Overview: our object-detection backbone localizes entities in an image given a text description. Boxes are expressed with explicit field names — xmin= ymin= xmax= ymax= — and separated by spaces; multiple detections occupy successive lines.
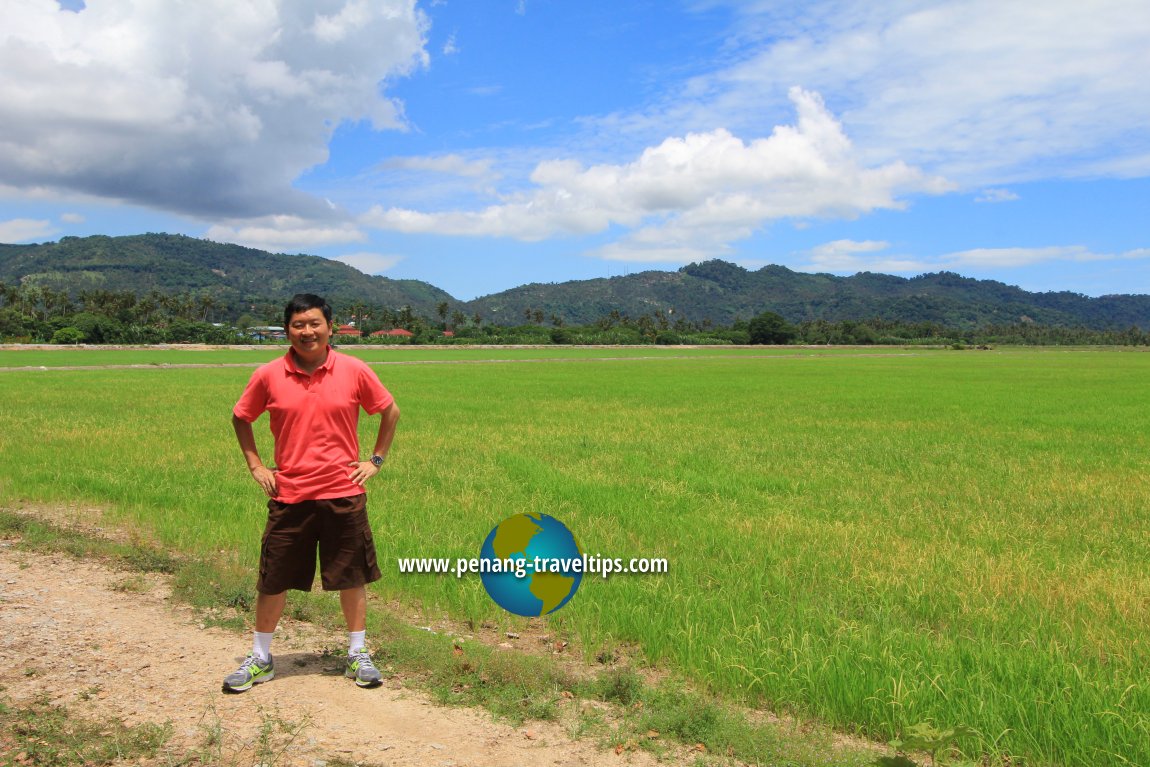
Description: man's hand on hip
xmin=348 ymin=461 xmax=381 ymax=486
xmin=250 ymin=465 xmax=277 ymax=497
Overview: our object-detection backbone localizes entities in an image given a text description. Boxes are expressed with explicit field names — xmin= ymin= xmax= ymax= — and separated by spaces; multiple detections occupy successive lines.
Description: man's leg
xmin=257 ymin=591 xmax=288 ymax=632
xmin=222 ymin=591 xmax=286 ymax=693
xmin=339 ymin=585 xmax=366 ymax=632
xmin=340 ymin=585 xmax=382 ymax=688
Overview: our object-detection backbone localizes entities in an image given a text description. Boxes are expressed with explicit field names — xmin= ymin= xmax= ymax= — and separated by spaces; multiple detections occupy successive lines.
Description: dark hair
xmin=283 ymin=293 xmax=333 ymax=327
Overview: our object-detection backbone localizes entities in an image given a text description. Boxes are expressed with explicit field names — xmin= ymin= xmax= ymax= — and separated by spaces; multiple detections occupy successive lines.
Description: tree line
xmin=1 ymin=282 xmax=1147 ymax=346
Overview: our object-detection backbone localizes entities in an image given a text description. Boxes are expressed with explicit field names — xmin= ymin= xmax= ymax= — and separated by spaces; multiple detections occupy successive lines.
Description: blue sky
xmin=2 ymin=0 xmax=1149 ymax=300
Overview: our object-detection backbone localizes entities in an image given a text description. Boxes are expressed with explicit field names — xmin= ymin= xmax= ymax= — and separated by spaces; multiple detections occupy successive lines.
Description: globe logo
xmin=479 ymin=513 xmax=584 ymax=617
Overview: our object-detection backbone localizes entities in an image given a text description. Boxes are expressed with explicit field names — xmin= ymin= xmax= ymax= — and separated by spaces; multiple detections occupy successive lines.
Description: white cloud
xmin=0 ymin=218 xmax=55 ymax=243
xmin=206 ymin=216 xmax=366 ymax=253
xmin=798 ymin=239 xmax=931 ymax=274
xmin=946 ymin=246 xmax=1102 ymax=268
xmin=792 ymin=241 xmax=1150 ymax=276
xmin=975 ymin=188 xmax=1019 ymax=204
xmin=364 ymin=88 xmax=953 ymax=262
xmin=333 ymin=251 xmax=404 ymax=274
xmin=0 ymin=0 xmax=428 ymax=219
xmin=60 ymin=212 xmax=86 ymax=224
xmin=670 ymin=0 xmax=1150 ymax=186
xmin=442 ymin=32 xmax=458 ymax=56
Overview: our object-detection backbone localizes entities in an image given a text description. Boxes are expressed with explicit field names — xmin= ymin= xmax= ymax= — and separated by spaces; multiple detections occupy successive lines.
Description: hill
xmin=0 ymin=233 xmax=452 ymax=321
xmin=466 ymin=260 xmax=1150 ymax=329
xmin=2 ymin=233 xmax=1148 ymax=330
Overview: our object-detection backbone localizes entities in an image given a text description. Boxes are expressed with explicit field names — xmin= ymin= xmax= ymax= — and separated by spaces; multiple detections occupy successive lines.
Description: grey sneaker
xmin=222 ymin=653 xmax=274 ymax=693
xmin=345 ymin=648 xmax=382 ymax=688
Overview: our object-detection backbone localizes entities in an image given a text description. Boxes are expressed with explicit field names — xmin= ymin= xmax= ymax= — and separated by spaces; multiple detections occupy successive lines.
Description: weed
xmin=76 ymin=685 xmax=102 ymax=701
xmin=253 ymin=706 xmax=312 ymax=767
xmin=191 ymin=702 xmax=310 ymax=767
xmin=878 ymin=722 xmax=979 ymax=767
xmin=595 ymin=666 xmax=642 ymax=705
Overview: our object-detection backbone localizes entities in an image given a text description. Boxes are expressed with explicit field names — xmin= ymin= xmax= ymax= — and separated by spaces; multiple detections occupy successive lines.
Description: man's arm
xmin=233 ymin=414 xmax=277 ymax=497
xmin=348 ymin=402 xmax=400 ymax=486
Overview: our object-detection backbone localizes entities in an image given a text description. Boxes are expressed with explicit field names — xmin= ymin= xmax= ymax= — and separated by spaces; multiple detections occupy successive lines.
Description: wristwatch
xmin=370 ymin=454 xmax=385 ymax=468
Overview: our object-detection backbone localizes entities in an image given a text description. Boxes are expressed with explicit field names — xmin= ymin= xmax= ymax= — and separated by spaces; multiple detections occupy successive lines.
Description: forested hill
xmin=0 ymin=233 xmax=452 ymax=320
xmin=2 ymin=233 xmax=1148 ymax=329
xmin=467 ymin=260 xmax=1150 ymax=329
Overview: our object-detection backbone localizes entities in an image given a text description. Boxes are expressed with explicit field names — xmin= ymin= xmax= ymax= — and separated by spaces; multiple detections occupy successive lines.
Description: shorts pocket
xmin=363 ymin=530 xmax=381 ymax=580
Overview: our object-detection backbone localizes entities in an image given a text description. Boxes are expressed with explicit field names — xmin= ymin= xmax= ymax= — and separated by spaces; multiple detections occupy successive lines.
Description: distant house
xmin=335 ymin=324 xmax=362 ymax=337
xmin=442 ymin=330 xmax=455 ymax=338
xmin=248 ymin=325 xmax=286 ymax=341
xmin=372 ymin=328 xmax=413 ymax=338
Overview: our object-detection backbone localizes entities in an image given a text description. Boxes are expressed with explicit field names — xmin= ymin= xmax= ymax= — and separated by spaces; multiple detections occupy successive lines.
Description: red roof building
xmin=335 ymin=324 xmax=362 ymax=337
xmin=372 ymin=328 xmax=413 ymax=337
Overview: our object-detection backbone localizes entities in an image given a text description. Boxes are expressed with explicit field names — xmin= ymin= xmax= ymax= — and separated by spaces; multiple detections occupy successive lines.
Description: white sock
xmin=253 ymin=631 xmax=275 ymax=661
xmin=348 ymin=630 xmax=366 ymax=654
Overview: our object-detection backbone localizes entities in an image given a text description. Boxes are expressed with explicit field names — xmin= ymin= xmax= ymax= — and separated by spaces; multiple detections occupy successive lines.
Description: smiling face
xmin=287 ymin=307 xmax=332 ymax=367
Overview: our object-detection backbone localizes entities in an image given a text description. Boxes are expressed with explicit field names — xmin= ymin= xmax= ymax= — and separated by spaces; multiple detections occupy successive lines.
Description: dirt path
xmin=0 ymin=543 xmax=664 ymax=767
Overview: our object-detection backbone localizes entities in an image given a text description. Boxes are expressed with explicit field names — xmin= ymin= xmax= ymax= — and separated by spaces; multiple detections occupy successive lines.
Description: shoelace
xmin=351 ymin=651 xmax=376 ymax=671
xmin=241 ymin=654 xmax=268 ymax=671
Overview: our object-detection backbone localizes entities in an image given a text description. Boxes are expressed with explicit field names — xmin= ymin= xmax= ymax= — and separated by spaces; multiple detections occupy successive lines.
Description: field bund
xmin=1 ymin=345 xmax=1146 ymax=765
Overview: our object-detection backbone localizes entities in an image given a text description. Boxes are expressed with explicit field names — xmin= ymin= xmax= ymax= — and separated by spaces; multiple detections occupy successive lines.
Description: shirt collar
xmin=284 ymin=345 xmax=336 ymax=375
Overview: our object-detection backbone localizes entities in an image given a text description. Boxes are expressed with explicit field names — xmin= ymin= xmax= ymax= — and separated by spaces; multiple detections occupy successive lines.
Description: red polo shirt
xmin=233 ymin=347 xmax=394 ymax=503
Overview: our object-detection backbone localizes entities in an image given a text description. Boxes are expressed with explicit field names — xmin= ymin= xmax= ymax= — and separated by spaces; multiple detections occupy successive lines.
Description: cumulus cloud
xmin=206 ymin=215 xmax=366 ymax=253
xmin=333 ymin=252 xmax=404 ymax=275
xmin=364 ymin=88 xmax=953 ymax=262
xmin=671 ymin=0 xmax=1150 ymax=185
xmin=0 ymin=218 xmax=56 ymax=243
xmin=0 ymin=0 xmax=428 ymax=220
xmin=59 ymin=212 xmax=86 ymax=224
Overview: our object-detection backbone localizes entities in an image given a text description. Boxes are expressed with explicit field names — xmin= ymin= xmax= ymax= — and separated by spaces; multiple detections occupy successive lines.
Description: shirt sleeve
xmin=233 ymin=367 xmax=270 ymax=422
xmin=357 ymin=363 xmax=395 ymax=414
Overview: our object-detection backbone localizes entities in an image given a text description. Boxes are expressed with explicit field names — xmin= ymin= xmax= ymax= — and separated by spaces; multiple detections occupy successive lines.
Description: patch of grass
xmin=0 ymin=510 xmax=179 ymax=576
xmin=594 ymin=666 xmax=643 ymax=705
xmin=0 ymin=693 xmax=170 ymax=766
xmin=110 ymin=574 xmax=150 ymax=593
xmin=592 ymin=673 xmax=877 ymax=766
xmin=119 ymin=546 xmax=178 ymax=574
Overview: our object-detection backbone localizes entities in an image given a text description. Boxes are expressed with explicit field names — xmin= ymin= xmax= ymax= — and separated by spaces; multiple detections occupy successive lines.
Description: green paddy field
xmin=1 ymin=345 xmax=1146 ymax=765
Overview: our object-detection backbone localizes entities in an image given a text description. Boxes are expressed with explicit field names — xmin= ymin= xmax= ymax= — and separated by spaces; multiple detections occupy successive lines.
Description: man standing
xmin=223 ymin=293 xmax=400 ymax=693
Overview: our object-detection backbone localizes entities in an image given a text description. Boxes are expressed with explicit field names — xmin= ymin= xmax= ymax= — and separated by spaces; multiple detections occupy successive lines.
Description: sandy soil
xmin=0 ymin=541 xmax=671 ymax=767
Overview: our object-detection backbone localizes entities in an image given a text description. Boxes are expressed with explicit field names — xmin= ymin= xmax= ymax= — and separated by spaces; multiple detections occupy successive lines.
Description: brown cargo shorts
xmin=257 ymin=494 xmax=382 ymax=594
